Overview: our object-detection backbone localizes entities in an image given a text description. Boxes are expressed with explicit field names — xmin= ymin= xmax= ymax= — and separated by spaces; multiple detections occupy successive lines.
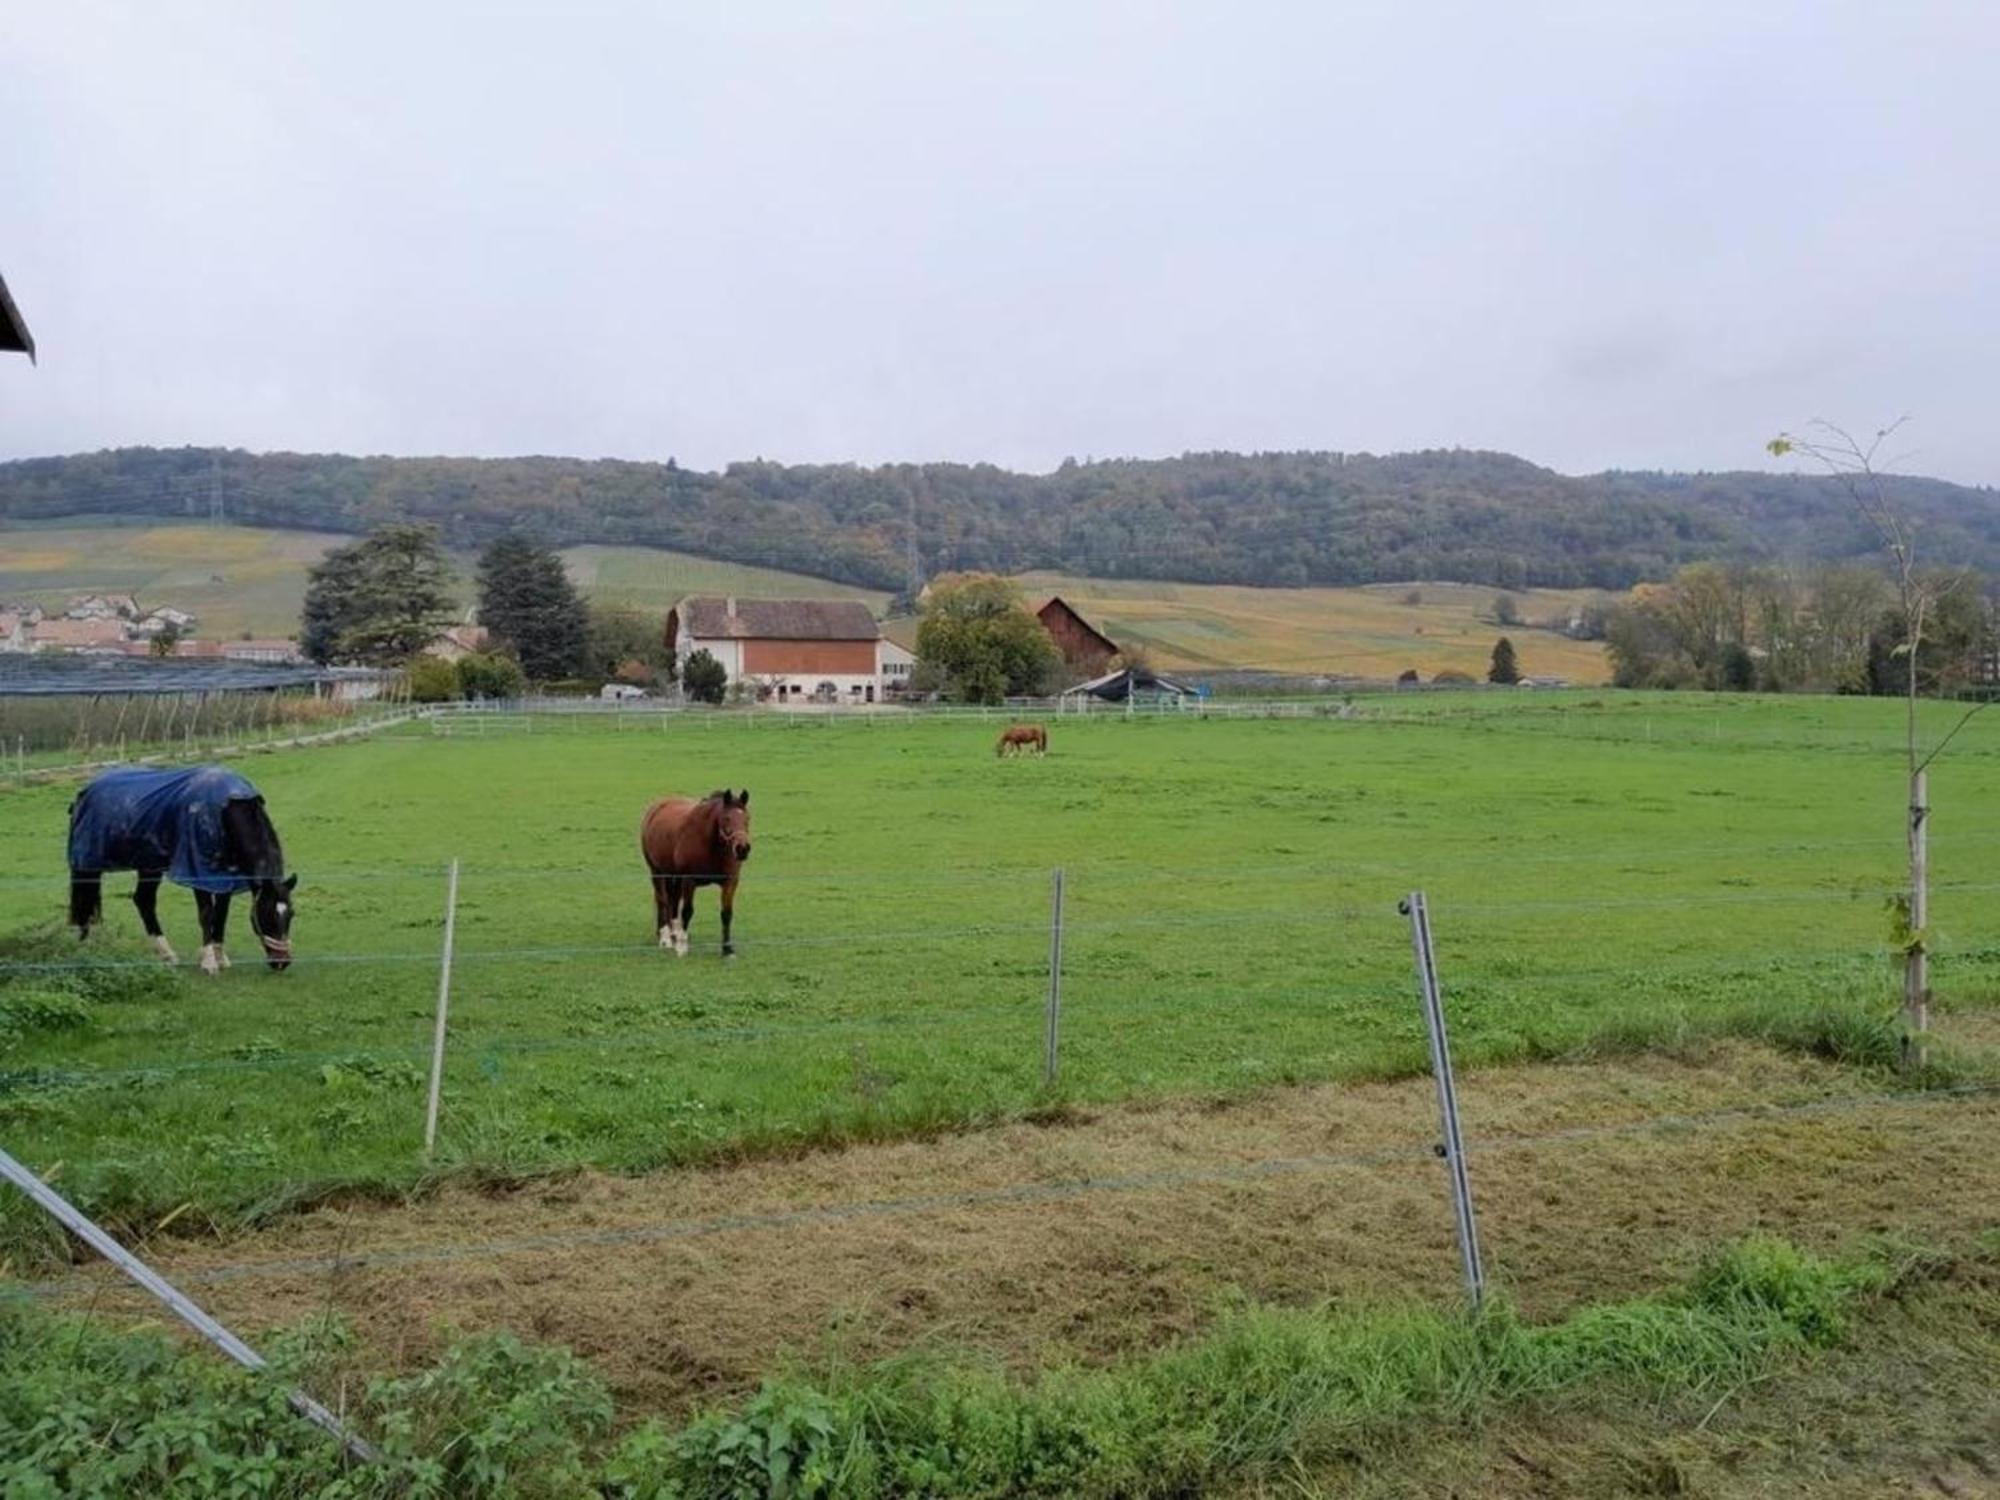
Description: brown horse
xmin=639 ymin=789 xmax=752 ymax=956
xmin=996 ymin=724 xmax=1048 ymax=757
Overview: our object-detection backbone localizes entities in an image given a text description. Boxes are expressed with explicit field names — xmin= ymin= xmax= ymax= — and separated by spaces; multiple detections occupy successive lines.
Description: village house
xmin=30 ymin=617 xmax=128 ymax=653
xmin=135 ymin=607 xmax=198 ymax=637
xmin=427 ymin=624 xmax=490 ymax=661
xmin=65 ymin=593 xmax=141 ymax=622
xmin=222 ymin=638 xmax=304 ymax=664
xmin=667 ymin=595 xmax=902 ymax=704
xmin=0 ymin=611 xmax=29 ymax=654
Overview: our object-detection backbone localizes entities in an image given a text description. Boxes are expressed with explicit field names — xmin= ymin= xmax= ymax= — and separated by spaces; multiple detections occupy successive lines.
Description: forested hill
xmin=2 ymin=446 xmax=1997 ymax=592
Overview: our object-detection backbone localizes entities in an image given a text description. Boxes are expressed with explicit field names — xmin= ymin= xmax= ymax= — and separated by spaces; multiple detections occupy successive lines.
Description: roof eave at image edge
xmin=0 ymin=274 xmax=35 ymax=361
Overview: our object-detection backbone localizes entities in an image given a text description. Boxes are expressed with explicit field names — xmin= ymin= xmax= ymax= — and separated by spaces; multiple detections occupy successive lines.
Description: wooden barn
xmin=1033 ymin=595 xmax=1119 ymax=675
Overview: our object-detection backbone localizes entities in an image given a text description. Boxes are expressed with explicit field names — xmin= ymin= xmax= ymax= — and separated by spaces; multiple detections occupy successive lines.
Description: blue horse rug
xmin=68 ymin=766 xmax=280 ymax=893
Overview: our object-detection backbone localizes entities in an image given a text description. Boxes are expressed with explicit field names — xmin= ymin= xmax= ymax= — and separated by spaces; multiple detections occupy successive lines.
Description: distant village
xmin=0 ymin=593 xmax=303 ymax=663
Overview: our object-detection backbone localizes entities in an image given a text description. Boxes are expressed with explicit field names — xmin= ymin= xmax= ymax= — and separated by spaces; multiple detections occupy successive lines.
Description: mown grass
xmin=2 ymin=1234 xmax=1974 ymax=1498
xmin=0 ymin=699 xmax=1997 ymax=1262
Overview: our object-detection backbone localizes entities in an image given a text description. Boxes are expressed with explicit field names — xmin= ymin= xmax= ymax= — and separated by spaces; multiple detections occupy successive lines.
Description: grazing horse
xmin=68 ymin=766 xmax=297 ymax=975
xmin=640 ymin=788 xmax=752 ymax=957
xmin=996 ymin=724 xmax=1048 ymax=757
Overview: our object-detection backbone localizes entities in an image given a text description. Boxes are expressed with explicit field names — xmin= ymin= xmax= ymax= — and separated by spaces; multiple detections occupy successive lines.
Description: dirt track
xmin=45 ymin=1022 xmax=2000 ymax=1420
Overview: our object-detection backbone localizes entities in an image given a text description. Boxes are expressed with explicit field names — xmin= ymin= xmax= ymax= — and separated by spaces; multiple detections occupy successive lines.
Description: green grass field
xmin=2 ymin=692 xmax=1997 ymax=1263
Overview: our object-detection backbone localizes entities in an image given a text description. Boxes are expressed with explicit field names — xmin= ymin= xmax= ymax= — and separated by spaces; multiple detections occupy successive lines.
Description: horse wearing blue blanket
xmin=68 ymin=766 xmax=297 ymax=975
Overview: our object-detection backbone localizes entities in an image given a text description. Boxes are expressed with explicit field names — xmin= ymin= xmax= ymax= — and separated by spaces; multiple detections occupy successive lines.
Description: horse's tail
xmin=69 ymin=872 xmax=102 ymax=935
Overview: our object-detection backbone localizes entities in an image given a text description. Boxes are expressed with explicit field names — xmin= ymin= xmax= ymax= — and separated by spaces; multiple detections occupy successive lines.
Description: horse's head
xmin=250 ymin=874 xmax=297 ymax=970
xmin=714 ymin=789 xmax=752 ymax=864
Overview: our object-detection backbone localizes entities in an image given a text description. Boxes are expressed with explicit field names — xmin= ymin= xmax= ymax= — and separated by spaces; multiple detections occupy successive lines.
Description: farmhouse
xmin=667 ymin=595 xmax=901 ymax=703
xmin=1033 ymin=595 xmax=1119 ymax=675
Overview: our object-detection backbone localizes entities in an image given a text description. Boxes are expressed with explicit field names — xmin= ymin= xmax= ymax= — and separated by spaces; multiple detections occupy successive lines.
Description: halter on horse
xmin=68 ymin=766 xmax=297 ymax=974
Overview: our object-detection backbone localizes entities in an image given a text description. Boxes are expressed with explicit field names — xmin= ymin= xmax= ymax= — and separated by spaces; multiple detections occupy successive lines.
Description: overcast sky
xmin=3 ymin=2 xmax=1994 ymax=483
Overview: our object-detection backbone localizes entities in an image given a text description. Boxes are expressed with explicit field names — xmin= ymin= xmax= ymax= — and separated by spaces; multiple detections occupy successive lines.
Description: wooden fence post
xmin=1044 ymin=868 xmax=1065 ymax=1086
xmin=1907 ymin=769 xmax=1929 ymax=1067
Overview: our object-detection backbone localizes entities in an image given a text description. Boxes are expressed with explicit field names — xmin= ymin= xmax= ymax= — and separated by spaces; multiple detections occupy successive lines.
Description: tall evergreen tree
xmin=475 ymin=534 xmax=588 ymax=681
xmin=1488 ymin=636 xmax=1521 ymax=684
xmin=300 ymin=525 xmax=455 ymax=665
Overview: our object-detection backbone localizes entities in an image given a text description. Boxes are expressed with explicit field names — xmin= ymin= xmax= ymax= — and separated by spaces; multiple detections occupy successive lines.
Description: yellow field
xmin=1004 ymin=574 xmax=1613 ymax=682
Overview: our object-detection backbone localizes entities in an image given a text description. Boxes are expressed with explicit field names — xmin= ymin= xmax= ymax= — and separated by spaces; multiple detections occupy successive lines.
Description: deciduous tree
xmin=914 ymin=573 xmax=1062 ymax=704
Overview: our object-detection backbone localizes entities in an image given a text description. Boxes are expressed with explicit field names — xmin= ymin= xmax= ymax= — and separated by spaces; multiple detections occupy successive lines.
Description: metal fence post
xmin=423 ymin=858 xmax=462 ymax=1156
xmin=1400 ymin=890 xmax=1486 ymax=1308
xmin=1044 ymin=867 xmax=1065 ymax=1086
xmin=0 ymin=1144 xmax=378 ymax=1464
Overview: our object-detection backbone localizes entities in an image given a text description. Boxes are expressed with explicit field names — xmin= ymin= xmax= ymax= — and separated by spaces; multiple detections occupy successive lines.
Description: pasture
xmin=5 ymin=692 xmax=2000 ymax=1491
xmin=3 ymin=692 xmax=1997 ymax=1264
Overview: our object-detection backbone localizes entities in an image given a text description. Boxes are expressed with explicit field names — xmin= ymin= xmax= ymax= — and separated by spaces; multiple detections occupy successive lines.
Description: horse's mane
xmin=221 ymin=797 xmax=286 ymax=881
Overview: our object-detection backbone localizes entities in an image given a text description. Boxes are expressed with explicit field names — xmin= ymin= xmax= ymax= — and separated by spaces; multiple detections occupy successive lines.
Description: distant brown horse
xmin=996 ymin=724 xmax=1048 ymax=757
xmin=640 ymin=789 xmax=752 ymax=957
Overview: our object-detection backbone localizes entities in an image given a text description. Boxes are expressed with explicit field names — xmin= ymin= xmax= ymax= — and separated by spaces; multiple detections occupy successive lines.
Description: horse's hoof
xmin=153 ymin=937 xmax=178 ymax=965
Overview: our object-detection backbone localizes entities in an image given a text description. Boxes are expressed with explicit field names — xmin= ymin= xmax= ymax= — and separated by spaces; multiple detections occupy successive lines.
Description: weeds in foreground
xmin=0 ymin=1235 xmax=1956 ymax=1499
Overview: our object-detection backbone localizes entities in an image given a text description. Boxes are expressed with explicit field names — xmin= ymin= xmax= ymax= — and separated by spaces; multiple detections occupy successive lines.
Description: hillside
xmin=0 ymin=520 xmax=1607 ymax=680
xmin=0 ymin=521 xmax=887 ymax=638
xmin=885 ymin=576 xmax=1609 ymax=683
xmin=1014 ymin=574 xmax=1609 ymax=682
xmin=3 ymin=445 xmax=1996 ymax=594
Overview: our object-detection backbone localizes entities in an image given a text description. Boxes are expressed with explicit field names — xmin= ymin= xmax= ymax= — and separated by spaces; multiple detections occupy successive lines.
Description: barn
xmin=667 ymin=596 xmax=899 ymax=704
xmin=1061 ymin=664 xmax=1200 ymax=707
xmin=1033 ymin=596 xmax=1119 ymax=676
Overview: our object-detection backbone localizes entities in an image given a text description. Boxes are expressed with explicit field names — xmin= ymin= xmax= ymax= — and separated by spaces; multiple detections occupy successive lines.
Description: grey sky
xmin=4 ymin=2 xmax=1995 ymax=483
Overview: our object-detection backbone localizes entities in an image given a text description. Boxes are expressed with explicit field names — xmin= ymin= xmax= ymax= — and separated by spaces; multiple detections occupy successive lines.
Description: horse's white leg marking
xmin=153 ymin=934 xmax=178 ymax=965
xmin=674 ymin=921 xmax=689 ymax=956
xmin=198 ymin=943 xmax=221 ymax=977
xmin=217 ymin=947 xmax=231 ymax=969
xmin=659 ymin=922 xmax=676 ymax=950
